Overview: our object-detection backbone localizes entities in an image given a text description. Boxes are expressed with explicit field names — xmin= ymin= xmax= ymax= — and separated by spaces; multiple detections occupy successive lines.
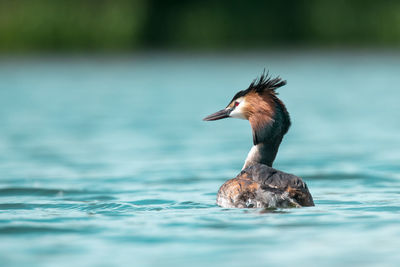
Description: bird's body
xmin=204 ymin=72 xmax=314 ymax=208
xmin=217 ymin=164 xmax=314 ymax=208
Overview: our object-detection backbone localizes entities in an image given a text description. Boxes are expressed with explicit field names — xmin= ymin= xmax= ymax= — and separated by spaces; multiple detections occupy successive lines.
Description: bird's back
xmin=216 ymin=163 xmax=314 ymax=208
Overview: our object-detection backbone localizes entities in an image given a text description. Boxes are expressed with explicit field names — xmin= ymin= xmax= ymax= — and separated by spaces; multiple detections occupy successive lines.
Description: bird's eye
xmin=234 ymin=102 xmax=239 ymax=107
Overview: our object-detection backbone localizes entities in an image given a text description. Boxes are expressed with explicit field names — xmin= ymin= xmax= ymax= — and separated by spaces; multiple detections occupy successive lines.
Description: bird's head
xmin=203 ymin=72 xmax=291 ymax=145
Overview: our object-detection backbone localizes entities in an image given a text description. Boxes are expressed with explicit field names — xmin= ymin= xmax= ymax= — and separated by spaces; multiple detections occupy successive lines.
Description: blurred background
xmin=1 ymin=1 xmax=400 ymax=267
xmin=1 ymin=0 xmax=400 ymax=52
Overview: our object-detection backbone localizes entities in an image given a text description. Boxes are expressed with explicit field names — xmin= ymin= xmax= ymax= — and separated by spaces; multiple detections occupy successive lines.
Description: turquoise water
xmin=1 ymin=52 xmax=400 ymax=267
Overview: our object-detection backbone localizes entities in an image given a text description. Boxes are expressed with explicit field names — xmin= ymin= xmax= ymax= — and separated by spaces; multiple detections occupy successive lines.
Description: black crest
xmin=229 ymin=71 xmax=287 ymax=104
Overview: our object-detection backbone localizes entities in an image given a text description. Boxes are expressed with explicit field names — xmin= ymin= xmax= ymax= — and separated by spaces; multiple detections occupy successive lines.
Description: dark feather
xmin=228 ymin=70 xmax=287 ymax=105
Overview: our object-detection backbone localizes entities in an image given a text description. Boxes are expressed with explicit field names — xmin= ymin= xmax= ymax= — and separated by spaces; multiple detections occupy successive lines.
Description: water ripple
xmin=129 ymin=199 xmax=176 ymax=205
xmin=0 ymin=187 xmax=106 ymax=197
xmin=0 ymin=226 xmax=98 ymax=235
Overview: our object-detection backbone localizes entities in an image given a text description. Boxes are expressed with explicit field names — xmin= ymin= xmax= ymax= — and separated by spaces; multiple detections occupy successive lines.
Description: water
xmin=0 ymin=51 xmax=400 ymax=267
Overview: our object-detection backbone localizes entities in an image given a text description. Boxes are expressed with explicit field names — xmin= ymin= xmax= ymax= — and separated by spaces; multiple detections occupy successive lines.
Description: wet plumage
xmin=217 ymin=163 xmax=314 ymax=208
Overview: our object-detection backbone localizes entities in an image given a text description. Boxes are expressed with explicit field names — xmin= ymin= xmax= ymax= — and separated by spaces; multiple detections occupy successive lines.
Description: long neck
xmin=242 ymin=137 xmax=283 ymax=169
xmin=242 ymin=97 xmax=290 ymax=170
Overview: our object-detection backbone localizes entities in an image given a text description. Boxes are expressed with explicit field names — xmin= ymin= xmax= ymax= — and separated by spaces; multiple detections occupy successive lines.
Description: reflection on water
xmin=0 ymin=52 xmax=400 ymax=267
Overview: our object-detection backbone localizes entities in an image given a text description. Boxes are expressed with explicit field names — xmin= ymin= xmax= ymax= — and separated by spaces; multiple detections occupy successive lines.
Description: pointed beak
xmin=203 ymin=108 xmax=231 ymax=121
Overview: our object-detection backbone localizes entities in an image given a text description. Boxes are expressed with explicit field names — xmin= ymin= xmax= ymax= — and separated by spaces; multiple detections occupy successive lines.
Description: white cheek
xmin=230 ymin=104 xmax=247 ymax=120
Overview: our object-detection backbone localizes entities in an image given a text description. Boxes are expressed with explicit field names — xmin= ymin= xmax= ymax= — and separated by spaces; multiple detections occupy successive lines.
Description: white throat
xmin=242 ymin=145 xmax=260 ymax=170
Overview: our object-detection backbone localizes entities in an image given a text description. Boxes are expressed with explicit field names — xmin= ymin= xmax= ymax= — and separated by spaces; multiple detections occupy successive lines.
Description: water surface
xmin=0 ymin=52 xmax=400 ymax=267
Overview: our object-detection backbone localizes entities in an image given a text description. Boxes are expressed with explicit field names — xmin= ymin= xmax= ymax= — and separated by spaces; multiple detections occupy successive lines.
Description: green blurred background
xmin=1 ymin=0 xmax=400 ymax=53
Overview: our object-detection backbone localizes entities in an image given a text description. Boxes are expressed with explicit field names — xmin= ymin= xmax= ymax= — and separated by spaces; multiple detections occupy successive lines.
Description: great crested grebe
xmin=203 ymin=72 xmax=314 ymax=208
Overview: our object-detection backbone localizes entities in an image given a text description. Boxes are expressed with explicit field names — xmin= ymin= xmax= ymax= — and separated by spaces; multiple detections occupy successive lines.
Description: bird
xmin=203 ymin=72 xmax=314 ymax=208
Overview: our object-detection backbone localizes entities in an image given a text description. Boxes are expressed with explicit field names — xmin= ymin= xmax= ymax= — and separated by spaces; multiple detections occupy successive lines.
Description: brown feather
xmin=244 ymin=91 xmax=276 ymax=133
